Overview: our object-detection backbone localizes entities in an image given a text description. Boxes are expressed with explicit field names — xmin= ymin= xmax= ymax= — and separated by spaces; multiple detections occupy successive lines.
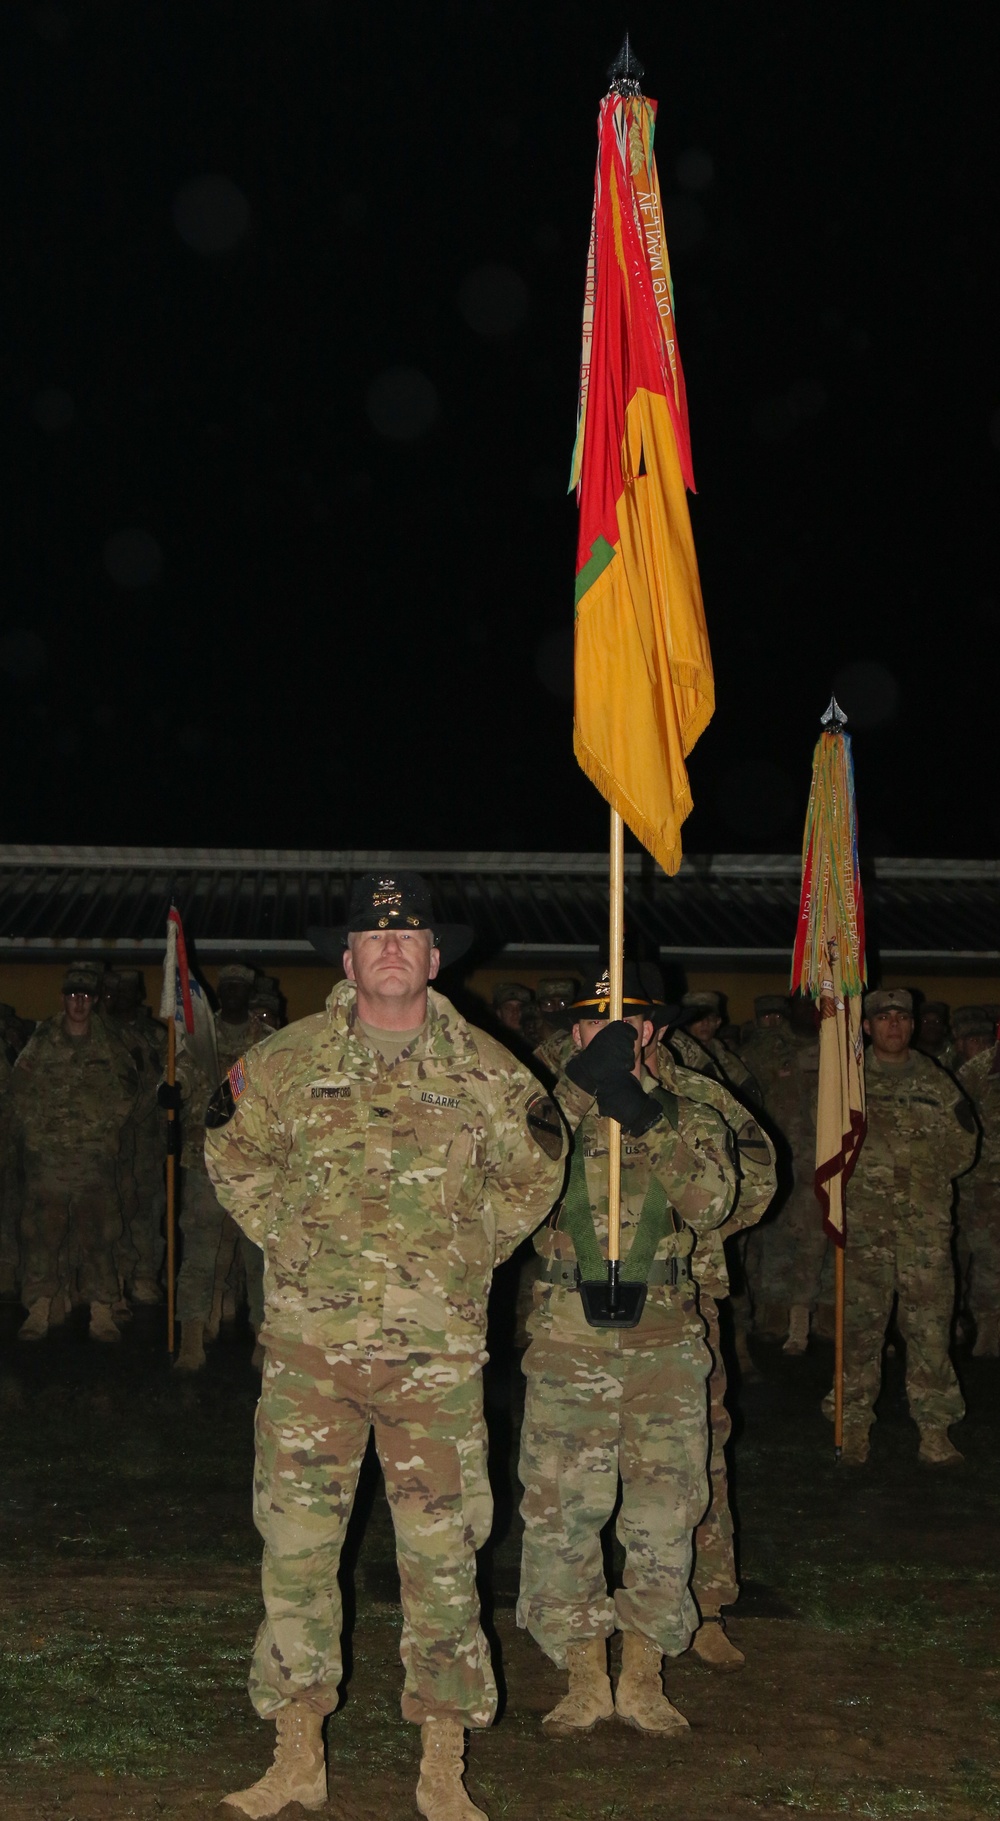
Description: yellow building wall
xmin=4 ymin=961 xmax=999 ymax=1033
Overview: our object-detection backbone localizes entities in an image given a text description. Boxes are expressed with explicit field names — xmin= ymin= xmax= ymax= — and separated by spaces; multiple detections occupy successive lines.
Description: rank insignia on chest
xmin=421 ymin=1090 xmax=461 ymax=1109
xmin=228 ymin=1059 xmax=247 ymax=1100
xmin=312 ymin=1084 xmax=351 ymax=1099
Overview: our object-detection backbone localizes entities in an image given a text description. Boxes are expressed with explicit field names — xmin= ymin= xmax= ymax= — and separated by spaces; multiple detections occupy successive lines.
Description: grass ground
xmin=2 ymin=1290 xmax=999 ymax=1821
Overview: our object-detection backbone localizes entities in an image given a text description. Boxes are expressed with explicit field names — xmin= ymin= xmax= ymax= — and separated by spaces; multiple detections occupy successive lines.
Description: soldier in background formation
xmin=650 ymin=1022 xmax=776 ymax=1668
xmin=533 ymin=977 xmax=580 ymax=1080
xmin=915 ymin=1000 xmax=958 ymax=1072
xmin=665 ymin=991 xmax=760 ymax=1104
xmin=102 ymin=968 xmax=166 ymax=1305
xmin=12 ymin=963 xmax=138 ymax=1342
xmin=957 ymin=1009 xmax=1000 ymax=1357
xmin=738 ymin=994 xmax=824 ymax=1353
xmin=173 ymin=963 xmax=268 ymax=1372
xmin=833 ymin=988 xmax=977 ymax=1466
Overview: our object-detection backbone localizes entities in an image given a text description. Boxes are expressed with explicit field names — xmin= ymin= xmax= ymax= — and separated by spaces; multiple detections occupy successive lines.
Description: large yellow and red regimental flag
xmin=571 ymin=85 xmax=714 ymax=875
xmin=791 ymin=723 xmax=867 ymax=1241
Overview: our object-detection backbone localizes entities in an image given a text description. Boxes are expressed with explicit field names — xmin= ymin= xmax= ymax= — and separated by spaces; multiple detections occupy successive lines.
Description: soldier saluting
xmin=205 ymin=872 xmax=566 ymax=1821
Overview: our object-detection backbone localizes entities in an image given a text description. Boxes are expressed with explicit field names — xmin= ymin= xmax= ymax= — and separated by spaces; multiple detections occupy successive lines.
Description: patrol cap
xmin=863 ymin=988 xmax=913 ymax=1018
xmin=571 ymin=963 xmax=656 ymax=1019
xmin=309 ymin=870 xmax=472 ymax=968
xmin=218 ymin=964 xmax=255 ymax=986
xmin=62 ymin=962 xmax=102 ymax=995
xmin=537 ymin=977 xmax=579 ymax=1004
xmin=113 ymin=968 xmax=145 ymax=995
xmin=680 ymin=990 xmax=722 ymax=1022
xmin=952 ymin=1005 xmax=996 ymax=1039
xmin=493 ymin=981 xmax=533 ymax=1008
xmin=755 ymin=994 xmax=791 ymax=1017
xmin=920 ymin=1001 xmax=950 ymax=1023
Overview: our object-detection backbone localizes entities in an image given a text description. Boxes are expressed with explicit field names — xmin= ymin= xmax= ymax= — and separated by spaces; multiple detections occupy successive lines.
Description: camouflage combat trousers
xmin=958 ymin=1181 xmax=1000 ymax=1321
xmin=20 ymin=1154 xmax=122 ymax=1306
xmin=250 ymin=1344 xmax=496 ymax=1727
xmin=691 ymin=1295 xmax=738 ymax=1614
xmin=116 ymin=1118 xmax=165 ymax=1286
xmin=177 ymin=1165 xmax=239 ymax=1323
xmin=517 ymin=1331 xmax=710 ymax=1666
xmin=0 ymin=1127 xmax=21 ymax=1284
xmin=840 ymin=1232 xmax=964 ymax=1435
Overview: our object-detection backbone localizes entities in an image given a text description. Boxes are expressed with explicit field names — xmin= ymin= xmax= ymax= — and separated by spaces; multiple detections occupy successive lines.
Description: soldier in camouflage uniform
xmin=958 ymin=1015 xmax=1000 ymax=1356
xmin=517 ymin=967 xmax=738 ymax=1738
xmin=0 ymin=1040 xmax=20 ymax=1301
xmin=532 ymin=978 xmax=580 ymax=1081
xmin=832 ymin=988 xmax=977 ymax=1466
xmin=102 ymin=968 xmax=167 ymax=1304
xmin=13 ymin=962 xmax=137 ymax=1342
xmin=205 ymin=873 xmax=565 ymax=1821
xmin=739 ymin=995 xmax=822 ymax=1350
xmin=666 ymin=991 xmax=760 ymax=1105
xmin=173 ymin=963 xmax=266 ymax=1371
xmin=915 ymin=1000 xmax=958 ymax=1073
xmin=651 ymin=1032 xmax=776 ymax=1667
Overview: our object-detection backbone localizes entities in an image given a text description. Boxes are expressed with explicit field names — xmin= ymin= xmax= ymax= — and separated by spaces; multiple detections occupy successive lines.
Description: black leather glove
xmin=597 ymin=1074 xmax=664 ymax=1137
xmin=157 ymin=1081 xmax=182 ymax=1111
xmin=564 ymin=1021 xmax=638 ymax=1095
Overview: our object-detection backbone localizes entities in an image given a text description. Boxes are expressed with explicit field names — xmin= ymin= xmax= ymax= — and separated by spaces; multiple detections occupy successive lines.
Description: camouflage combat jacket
xmin=849 ymin=1050 xmax=977 ymax=1242
xmin=177 ymin=1013 xmax=265 ymax=1171
xmin=667 ymin=1029 xmax=761 ymax=1106
xmin=204 ymin=980 xmax=566 ymax=1359
xmin=533 ymin=1027 xmax=575 ymax=1084
xmin=527 ymin=1069 xmax=737 ymax=1350
xmin=959 ymin=1044 xmax=1000 ymax=1183
xmin=13 ymin=1016 xmax=137 ymax=1163
xmin=738 ymin=1025 xmax=817 ymax=1155
xmin=654 ymin=1045 xmax=777 ymax=1300
xmin=104 ymin=1008 xmax=167 ymax=1128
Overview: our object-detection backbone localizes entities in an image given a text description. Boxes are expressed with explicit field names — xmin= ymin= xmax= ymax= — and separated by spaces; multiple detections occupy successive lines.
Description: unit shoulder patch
xmin=527 ymin=1093 xmax=564 ymax=1161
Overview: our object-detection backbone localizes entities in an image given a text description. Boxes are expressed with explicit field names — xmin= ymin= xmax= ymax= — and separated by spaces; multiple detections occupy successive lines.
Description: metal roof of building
xmin=0 ymin=846 xmax=996 ymax=971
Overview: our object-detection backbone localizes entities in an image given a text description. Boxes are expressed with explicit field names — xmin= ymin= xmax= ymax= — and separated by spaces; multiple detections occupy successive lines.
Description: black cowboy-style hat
xmin=308 ymin=871 xmax=472 ymax=970
xmin=570 ymin=963 xmax=659 ymax=1020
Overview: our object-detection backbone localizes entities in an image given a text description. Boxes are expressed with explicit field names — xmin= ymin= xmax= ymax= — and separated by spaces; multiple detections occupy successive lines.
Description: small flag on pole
xmin=160 ymin=903 xmax=218 ymax=1086
xmin=791 ymin=701 xmax=867 ymax=1242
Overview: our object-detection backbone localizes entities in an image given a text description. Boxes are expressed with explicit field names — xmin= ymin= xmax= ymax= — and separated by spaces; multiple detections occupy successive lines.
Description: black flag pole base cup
xmin=579 ymin=1261 xmax=647 ymax=1330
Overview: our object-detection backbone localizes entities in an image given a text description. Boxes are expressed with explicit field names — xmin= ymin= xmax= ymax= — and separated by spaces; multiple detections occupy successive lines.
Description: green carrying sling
xmin=557 ymin=1087 xmax=681 ymax=1282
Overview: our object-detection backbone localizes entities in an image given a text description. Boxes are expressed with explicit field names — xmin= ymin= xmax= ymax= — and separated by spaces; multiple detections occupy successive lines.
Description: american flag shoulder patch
xmin=228 ymin=1058 xmax=247 ymax=1101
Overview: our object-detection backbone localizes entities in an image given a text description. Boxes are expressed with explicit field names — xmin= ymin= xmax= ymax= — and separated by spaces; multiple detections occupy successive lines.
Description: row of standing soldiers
xmin=0 ymin=960 xmax=283 ymax=1351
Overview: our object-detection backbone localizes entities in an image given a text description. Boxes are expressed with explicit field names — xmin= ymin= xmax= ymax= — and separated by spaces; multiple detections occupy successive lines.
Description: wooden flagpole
xmin=607 ymin=809 xmax=625 ymax=1292
xmin=834 ymin=1234 xmax=845 ymax=1453
xmin=165 ymin=1014 xmax=177 ymax=1351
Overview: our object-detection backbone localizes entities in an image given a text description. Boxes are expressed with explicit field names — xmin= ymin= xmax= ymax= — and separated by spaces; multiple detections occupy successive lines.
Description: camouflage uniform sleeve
xmin=483 ymin=1064 xmax=566 ymax=1264
xmin=654 ymin=1096 xmax=738 ymax=1235
xmin=552 ymin=1070 xmax=596 ymax=1133
xmin=942 ymin=1083 xmax=980 ymax=1178
xmin=203 ymin=1047 xmax=285 ymax=1245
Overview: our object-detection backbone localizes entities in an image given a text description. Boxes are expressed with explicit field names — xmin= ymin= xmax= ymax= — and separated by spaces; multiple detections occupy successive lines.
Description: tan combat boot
xmin=782 ymin=1304 xmax=810 ymax=1355
xmin=756 ymin=1302 xmax=788 ymax=1342
xmin=131 ymin=1275 xmax=162 ymax=1305
xmin=691 ymin=1614 xmax=745 ymax=1670
xmin=973 ymin=1313 xmax=1000 ymax=1358
xmin=173 ymin=1319 xmax=206 ymax=1372
xmin=614 ymin=1632 xmax=690 ymax=1735
xmin=223 ymin=1704 xmax=327 ymax=1817
xmin=542 ymin=1635 xmax=614 ymax=1735
xmin=89 ymin=1302 xmax=121 ymax=1343
xmin=17 ymin=1297 xmax=51 ymax=1342
xmin=918 ymin=1428 xmax=964 ymax=1467
xmin=839 ymin=1422 xmax=871 ymax=1466
xmin=416 ymin=1717 xmax=488 ymax=1821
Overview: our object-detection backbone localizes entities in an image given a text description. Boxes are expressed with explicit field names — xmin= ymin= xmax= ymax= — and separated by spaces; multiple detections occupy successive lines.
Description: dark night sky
xmin=5 ymin=1 xmax=1000 ymax=857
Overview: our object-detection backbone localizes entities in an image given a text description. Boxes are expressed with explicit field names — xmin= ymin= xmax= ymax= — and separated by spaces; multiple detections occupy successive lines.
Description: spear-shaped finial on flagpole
xmin=821 ymin=694 xmax=848 ymax=732
xmin=608 ymin=34 xmax=644 ymax=95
